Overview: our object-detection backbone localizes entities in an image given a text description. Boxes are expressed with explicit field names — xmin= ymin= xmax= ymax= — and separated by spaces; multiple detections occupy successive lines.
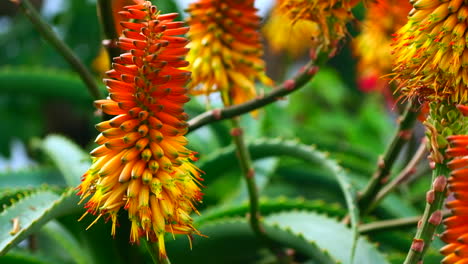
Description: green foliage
xmin=0 ymin=188 xmax=78 ymax=255
xmin=41 ymin=135 xmax=90 ymax=187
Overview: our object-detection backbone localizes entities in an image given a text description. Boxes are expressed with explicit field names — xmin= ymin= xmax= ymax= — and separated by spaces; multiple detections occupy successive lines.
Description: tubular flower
xmin=441 ymin=134 xmax=468 ymax=264
xmin=392 ymin=0 xmax=468 ymax=104
xmin=353 ymin=0 xmax=412 ymax=92
xmin=185 ymin=0 xmax=272 ymax=106
xmin=268 ymin=0 xmax=358 ymax=55
xmin=77 ymin=1 xmax=203 ymax=257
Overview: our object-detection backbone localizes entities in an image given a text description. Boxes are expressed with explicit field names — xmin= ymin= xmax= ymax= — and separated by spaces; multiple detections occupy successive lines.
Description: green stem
xmin=358 ymin=101 xmax=420 ymax=215
xmin=230 ymin=119 xmax=289 ymax=264
xmin=96 ymin=0 xmax=121 ymax=60
xmin=143 ymin=240 xmax=171 ymax=264
xmin=17 ymin=0 xmax=102 ymax=100
xmin=359 ymin=210 xmax=450 ymax=234
xmin=403 ymin=163 xmax=449 ymax=264
xmin=188 ymin=58 xmax=323 ymax=132
xmin=367 ymin=139 xmax=427 ymax=212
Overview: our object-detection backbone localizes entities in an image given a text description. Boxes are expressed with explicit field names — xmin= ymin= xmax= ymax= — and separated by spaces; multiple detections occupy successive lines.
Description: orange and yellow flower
xmin=185 ymin=0 xmax=272 ymax=106
xmin=392 ymin=0 xmax=468 ymax=104
xmin=78 ymin=1 xmax=203 ymax=256
xmin=353 ymin=0 xmax=411 ymax=92
xmin=264 ymin=0 xmax=357 ymax=57
xmin=441 ymin=134 xmax=468 ymax=263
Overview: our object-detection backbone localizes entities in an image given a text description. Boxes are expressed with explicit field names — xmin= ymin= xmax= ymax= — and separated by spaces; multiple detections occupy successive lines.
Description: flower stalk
xmin=403 ymin=163 xmax=449 ymax=264
xmin=188 ymin=59 xmax=321 ymax=133
xmin=358 ymin=101 xmax=420 ymax=214
xmin=230 ymin=118 xmax=289 ymax=263
xmin=96 ymin=0 xmax=122 ymax=60
xmin=16 ymin=0 xmax=102 ymax=100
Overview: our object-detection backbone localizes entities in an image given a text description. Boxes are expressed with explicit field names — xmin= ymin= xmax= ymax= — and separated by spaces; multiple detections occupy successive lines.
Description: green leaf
xmin=167 ymin=218 xmax=337 ymax=264
xmin=199 ymin=138 xmax=360 ymax=260
xmin=37 ymin=220 xmax=94 ymax=264
xmin=0 ymin=188 xmax=79 ymax=255
xmin=265 ymin=211 xmax=390 ymax=264
xmin=197 ymin=197 xmax=345 ymax=226
xmin=0 ymin=67 xmax=99 ymax=105
xmin=0 ymin=250 xmax=56 ymax=264
xmin=0 ymin=167 xmax=64 ymax=189
xmin=41 ymin=135 xmax=90 ymax=187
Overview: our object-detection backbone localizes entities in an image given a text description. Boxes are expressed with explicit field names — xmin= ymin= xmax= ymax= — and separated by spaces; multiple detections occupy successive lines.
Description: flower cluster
xmin=78 ymin=1 xmax=203 ymax=256
xmin=353 ymin=0 xmax=411 ymax=92
xmin=185 ymin=0 xmax=272 ymax=106
xmin=266 ymin=0 xmax=357 ymax=55
xmin=441 ymin=134 xmax=468 ymax=263
xmin=392 ymin=0 xmax=468 ymax=104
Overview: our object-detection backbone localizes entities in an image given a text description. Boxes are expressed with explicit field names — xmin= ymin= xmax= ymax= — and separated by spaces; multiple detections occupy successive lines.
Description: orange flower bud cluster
xmin=77 ymin=1 xmax=203 ymax=256
xmin=441 ymin=134 xmax=468 ymax=263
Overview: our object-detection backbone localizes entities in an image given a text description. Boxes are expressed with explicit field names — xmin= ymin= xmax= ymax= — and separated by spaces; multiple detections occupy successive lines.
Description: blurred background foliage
xmin=0 ymin=0 xmax=437 ymax=263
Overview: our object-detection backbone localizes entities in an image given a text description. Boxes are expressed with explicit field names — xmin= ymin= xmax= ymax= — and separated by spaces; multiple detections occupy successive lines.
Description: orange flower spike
xmin=185 ymin=0 xmax=272 ymax=107
xmin=441 ymin=134 xmax=468 ymax=263
xmin=392 ymin=0 xmax=468 ymax=104
xmin=353 ymin=0 xmax=412 ymax=92
xmin=77 ymin=1 xmax=203 ymax=257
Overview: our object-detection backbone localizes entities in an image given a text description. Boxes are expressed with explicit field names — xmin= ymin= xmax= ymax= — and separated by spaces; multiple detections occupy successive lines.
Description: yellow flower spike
xmin=77 ymin=1 xmax=203 ymax=255
xmin=264 ymin=0 xmax=357 ymax=58
xmin=393 ymin=0 xmax=468 ymax=104
xmin=186 ymin=0 xmax=271 ymax=107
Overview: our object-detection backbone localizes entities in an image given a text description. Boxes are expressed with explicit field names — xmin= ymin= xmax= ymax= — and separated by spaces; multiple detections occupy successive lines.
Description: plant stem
xmin=143 ymin=240 xmax=171 ymax=264
xmin=96 ymin=0 xmax=121 ymax=60
xmin=403 ymin=163 xmax=449 ymax=264
xmin=17 ymin=0 xmax=102 ymax=100
xmin=230 ymin=118 xmax=289 ymax=264
xmin=367 ymin=139 xmax=427 ymax=212
xmin=358 ymin=101 xmax=420 ymax=215
xmin=188 ymin=59 xmax=321 ymax=133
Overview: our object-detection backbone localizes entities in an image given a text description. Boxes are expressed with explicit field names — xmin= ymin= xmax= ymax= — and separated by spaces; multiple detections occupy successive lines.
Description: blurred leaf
xmin=0 ymin=167 xmax=63 ymax=189
xmin=0 ymin=67 xmax=102 ymax=105
xmin=41 ymin=135 xmax=90 ymax=187
xmin=36 ymin=220 xmax=94 ymax=264
xmin=265 ymin=211 xmax=390 ymax=264
xmin=0 ymin=188 xmax=79 ymax=255
xmin=0 ymin=250 xmax=57 ymax=264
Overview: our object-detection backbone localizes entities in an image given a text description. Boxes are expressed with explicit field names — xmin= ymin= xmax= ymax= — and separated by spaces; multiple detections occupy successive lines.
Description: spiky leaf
xmin=41 ymin=135 xmax=90 ymax=187
xmin=0 ymin=188 xmax=79 ymax=255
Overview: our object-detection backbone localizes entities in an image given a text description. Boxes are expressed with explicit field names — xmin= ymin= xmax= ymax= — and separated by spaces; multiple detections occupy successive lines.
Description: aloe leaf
xmin=197 ymin=197 xmax=345 ymax=226
xmin=0 ymin=67 xmax=100 ymax=105
xmin=41 ymin=135 xmax=90 ymax=187
xmin=199 ymin=138 xmax=360 ymax=261
xmin=38 ymin=220 xmax=94 ymax=264
xmin=0 ymin=188 xmax=79 ymax=255
xmin=167 ymin=218 xmax=337 ymax=264
xmin=265 ymin=211 xmax=390 ymax=264
xmin=0 ymin=167 xmax=64 ymax=188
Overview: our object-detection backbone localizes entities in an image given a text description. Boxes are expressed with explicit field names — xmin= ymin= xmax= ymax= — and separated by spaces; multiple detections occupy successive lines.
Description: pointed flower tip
xmin=78 ymin=0 xmax=203 ymax=256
